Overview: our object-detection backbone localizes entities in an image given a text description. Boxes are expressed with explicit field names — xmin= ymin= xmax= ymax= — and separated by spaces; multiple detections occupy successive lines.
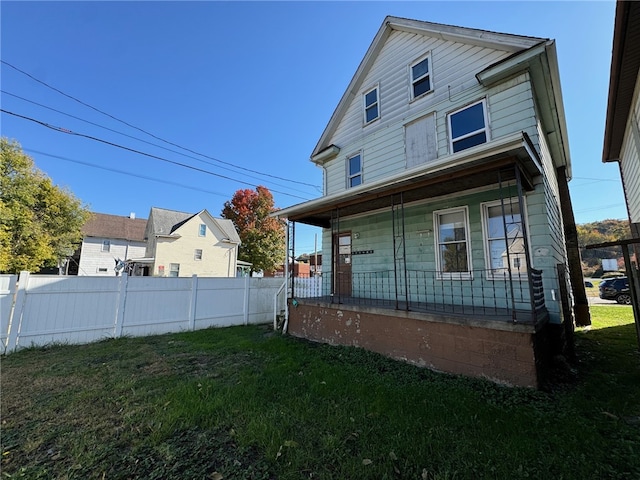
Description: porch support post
xmin=288 ymin=221 xmax=295 ymax=299
xmin=514 ymin=166 xmax=537 ymax=322
xmin=498 ymin=169 xmax=517 ymax=320
xmin=556 ymin=166 xmax=591 ymax=327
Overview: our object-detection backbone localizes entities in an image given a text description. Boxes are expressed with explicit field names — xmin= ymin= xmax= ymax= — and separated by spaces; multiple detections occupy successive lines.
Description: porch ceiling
xmin=280 ymin=134 xmax=541 ymax=228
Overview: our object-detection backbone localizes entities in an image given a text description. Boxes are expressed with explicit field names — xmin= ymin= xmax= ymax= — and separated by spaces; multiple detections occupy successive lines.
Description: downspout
xmin=556 ymin=165 xmax=591 ymax=327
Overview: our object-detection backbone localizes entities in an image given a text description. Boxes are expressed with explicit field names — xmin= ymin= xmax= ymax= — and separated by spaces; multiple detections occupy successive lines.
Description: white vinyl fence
xmin=0 ymin=272 xmax=285 ymax=354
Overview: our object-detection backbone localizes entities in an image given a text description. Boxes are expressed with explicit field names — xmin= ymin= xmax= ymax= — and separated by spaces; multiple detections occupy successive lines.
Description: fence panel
xmin=15 ymin=275 xmax=121 ymax=349
xmin=121 ymin=276 xmax=194 ymax=337
xmin=1 ymin=275 xmax=18 ymax=349
xmin=194 ymin=277 xmax=247 ymax=328
xmin=247 ymin=278 xmax=287 ymax=325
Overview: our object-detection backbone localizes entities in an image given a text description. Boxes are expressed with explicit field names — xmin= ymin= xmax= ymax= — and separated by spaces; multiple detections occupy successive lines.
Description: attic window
xmin=199 ymin=224 xmax=206 ymax=237
xmin=411 ymin=54 xmax=432 ymax=99
xmin=363 ymin=85 xmax=379 ymax=124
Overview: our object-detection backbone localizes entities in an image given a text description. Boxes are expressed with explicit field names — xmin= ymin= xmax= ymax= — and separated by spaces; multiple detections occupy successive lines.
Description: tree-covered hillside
xmin=577 ymin=219 xmax=632 ymax=277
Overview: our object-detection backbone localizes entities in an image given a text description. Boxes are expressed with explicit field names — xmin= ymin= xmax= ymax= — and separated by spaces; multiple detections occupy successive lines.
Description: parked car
xmin=584 ymin=280 xmax=594 ymax=288
xmin=599 ymin=277 xmax=631 ymax=304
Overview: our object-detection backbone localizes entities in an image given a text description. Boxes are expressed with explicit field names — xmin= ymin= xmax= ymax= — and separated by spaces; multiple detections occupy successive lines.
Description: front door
xmin=334 ymin=232 xmax=352 ymax=297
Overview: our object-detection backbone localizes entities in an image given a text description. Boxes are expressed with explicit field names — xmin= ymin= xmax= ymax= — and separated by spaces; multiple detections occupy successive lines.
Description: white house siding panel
xmin=152 ymin=213 xmax=237 ymax=277
xmin=324 ymin=31 xmax=513 ymax=195
xmin=78 ymin=238 xmax=146 ymax=276
xmin=619 ymin=76 xmax=640 ymax=223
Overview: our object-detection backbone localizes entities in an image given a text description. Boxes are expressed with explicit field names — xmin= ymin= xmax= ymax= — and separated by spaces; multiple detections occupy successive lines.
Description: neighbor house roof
xmin=148 ymin=207 xmax=241 ymax=244
xmin=82 ymin=213 xmax=147 ymax=242
xmin=603 ymin=0 xmax=640 ymax=163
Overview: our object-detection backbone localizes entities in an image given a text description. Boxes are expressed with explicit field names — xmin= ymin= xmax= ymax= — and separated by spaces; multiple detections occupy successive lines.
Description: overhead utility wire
xmin=1 ymin=89 xmax=312 ymax=197
xmin=24 ymin=148 xmax=232 ymax=199
xmin=1 ymin=108 xmax=310 ymax=202
xmin=1 ymin=60 xmax=321 ymax=190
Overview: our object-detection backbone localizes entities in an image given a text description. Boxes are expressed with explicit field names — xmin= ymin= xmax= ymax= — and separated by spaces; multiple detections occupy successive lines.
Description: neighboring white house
xmin=75 ymin=213 xmax=147 ymax=276
xmin=133 ymin=207 xmax=241 ymax=278
xmin=603 ymin=0 xmax=640 ymax=240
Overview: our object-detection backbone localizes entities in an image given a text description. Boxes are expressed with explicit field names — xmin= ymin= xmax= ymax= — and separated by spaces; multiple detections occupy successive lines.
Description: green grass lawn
xmin=2 ymin=306 xmax=639 ymax=479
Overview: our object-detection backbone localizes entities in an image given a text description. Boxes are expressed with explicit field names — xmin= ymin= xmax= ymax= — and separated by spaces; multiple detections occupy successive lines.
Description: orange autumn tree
xmin=221 ymin=186 xmax=285 ymax=274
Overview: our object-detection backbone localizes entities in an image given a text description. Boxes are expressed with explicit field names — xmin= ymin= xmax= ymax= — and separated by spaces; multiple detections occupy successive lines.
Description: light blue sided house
xmin=275 ymin=17 xmax=585 ymax=388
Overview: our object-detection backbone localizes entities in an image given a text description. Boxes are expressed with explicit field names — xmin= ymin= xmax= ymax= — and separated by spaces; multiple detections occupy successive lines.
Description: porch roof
xmin=276 ymin=132 xmax=542 ymax=228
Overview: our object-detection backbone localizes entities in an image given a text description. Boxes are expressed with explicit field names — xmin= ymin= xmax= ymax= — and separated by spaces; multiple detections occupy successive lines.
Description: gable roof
xmin=82 ymin=213 xmax=147 ymax=242
xmin=148 ymin=207 xmax=193 ymax=236
xmin=603 ymin=0 xmax=640 ymax=163
xmin=147 ymin=207 xmax=241 ymax=243
xmin=311 ymin=15 xmax=545 ymax=159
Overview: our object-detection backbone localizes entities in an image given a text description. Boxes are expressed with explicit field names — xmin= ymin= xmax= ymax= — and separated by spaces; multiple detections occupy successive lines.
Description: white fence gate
xmin=0 ymin=272 xmax=285 ymax=354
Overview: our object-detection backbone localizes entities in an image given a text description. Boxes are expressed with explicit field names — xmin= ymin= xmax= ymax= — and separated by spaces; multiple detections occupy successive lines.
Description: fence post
xmin=189 ymin=274 xmax=198 ymax=330
xmin=243 ymin=276 xmax=250 ymax=325
xmin=114 ymin=273 xmax=128 ymax=338
xmin=6 ymin=271 xmax=29 ymax=352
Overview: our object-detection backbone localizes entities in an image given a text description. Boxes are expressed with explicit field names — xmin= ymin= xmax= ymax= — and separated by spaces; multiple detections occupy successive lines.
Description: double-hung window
xmin=363 ymin=85 xmax=379 ymax=124
xmin=102 ymin=240 xmax=111 ymax=252
xmin=347 ymin=153 xmax=362 ymax=188
xmin=448 ymin=99 xmax=489 ymax=153
xmin=169 ymin=263 xmax=180 ymax=277
xmin=410 ymin=54 xmax=432 ymax=99
xmin=194 ymin=249 xmax=203 ymax=261
xmin=434 ymin=207 xmax=472 ymax=279
xmin=482 ymin=199 xmax=527 ymax=278
xmin=199 ymin=224 xmax=206 ymax=237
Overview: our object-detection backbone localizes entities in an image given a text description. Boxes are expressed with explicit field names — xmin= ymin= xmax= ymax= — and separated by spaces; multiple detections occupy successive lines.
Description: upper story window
xmin=410 ymin=54 xmax=432 ymax=99
xmin=347 ymin=153 xmax=362 ymax=188
xmin=194 ymin=249 xmax=203 ymax=261
xmin=363 ymin=85 xmax=379 ymax=124
xmin=448 ymin=99 xmax=489 ymax=153
xmin=199 ymin=224 xmax=206 ymax=236
xmin=102 ymin=240 xmax=111 ymax=252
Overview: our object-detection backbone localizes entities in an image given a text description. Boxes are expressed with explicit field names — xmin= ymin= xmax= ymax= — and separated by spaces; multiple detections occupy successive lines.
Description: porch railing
xmin=291 ymin=267 xmax=547 ymax=324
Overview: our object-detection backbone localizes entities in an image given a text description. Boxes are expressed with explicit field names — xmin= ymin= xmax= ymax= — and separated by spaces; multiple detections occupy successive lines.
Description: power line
xmin=1 ymin=60 xmax=321 ymax=190
xmin=2 ymin=108 xmax=310 ymax=201
xmin=1 ymin=89 xmax=314 ymax=196
xmin=23 ymin=148 xmax=232 ymax=199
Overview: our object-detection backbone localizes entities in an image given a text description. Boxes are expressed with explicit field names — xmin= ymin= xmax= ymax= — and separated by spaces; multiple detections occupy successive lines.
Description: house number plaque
xmin=352 ymin=250 xmax=374 ymax=255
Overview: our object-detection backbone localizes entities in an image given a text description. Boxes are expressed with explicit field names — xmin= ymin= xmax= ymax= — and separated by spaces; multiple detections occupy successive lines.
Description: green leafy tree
xmin=0 ymin=138 xmax=90 ymax=273
xmin=221 ymin=186 xmax=285 ymax=274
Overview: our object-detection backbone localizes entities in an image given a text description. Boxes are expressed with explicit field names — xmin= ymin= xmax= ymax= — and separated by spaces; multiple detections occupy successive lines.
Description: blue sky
xmin=1 ymin=1 xmax=625 ymax=254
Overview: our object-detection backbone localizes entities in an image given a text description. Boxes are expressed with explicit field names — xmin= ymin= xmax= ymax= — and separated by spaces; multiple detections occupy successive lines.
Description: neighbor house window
xmin=102 ymin=240 xmax=111 ymax=252
xmin=199 ymin=224 xmax=206 ymax=236
xmin=411 ymin=54 xmax=432 ymax=99
xmin=169 ymin=263 xmax=180 ymax=277
xmin=347 ymin=153 xmax=362 ymax=188
xmin=363 ymin=85 xmax=379 ymax=124
xmin=434 ymin=207 xmax=472 ymax=279
xmin=194 ymin=249 xmax=203 ymax=261
xmin=448 ymin=99 xmax=488 ymax=153
xmin=482 ymin=199 xmax=527 ymax=278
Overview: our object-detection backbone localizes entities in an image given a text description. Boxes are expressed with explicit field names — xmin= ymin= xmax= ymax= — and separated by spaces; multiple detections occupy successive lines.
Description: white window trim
xmin=447 ymin=99 xmax=490 ymax=154
xmin=363 ymin=84 xmax=380 ymax=125
xmin=346 ymin=152 xmax=363 ymax=189
xmin=480 ymin=198 xmax=530 ymax=280
xmin=410 ymin=53 xmax=433 ymax=101
xmin=194 ymin=249 xmax=203 ymax=261
xmin=433 ymin=206 xmax=473 ymax=280
xmin=101 ymin=240 xmax=111 ymax=252
xmin=198 ymin=224 xmax=206 ymax=237
xmin=169 ymin=263 xmax=180 ymax=277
